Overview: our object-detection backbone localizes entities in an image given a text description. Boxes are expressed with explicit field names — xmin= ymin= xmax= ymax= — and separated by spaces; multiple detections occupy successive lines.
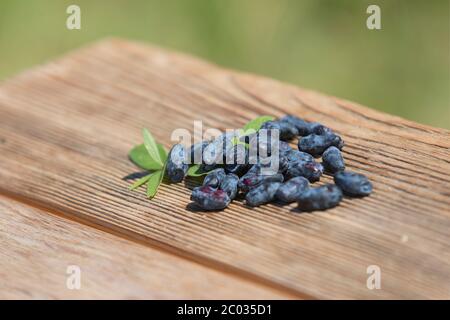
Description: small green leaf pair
xmin=128 ymin=129 xmax=168 ymax=198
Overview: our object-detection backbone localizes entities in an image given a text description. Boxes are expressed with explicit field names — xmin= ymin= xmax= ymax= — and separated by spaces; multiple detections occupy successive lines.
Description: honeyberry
xmin=284 ymin=149 xmax=314 ymax=162
xmin=203 ymin=168 xmax=226 ymax=188
xmin=277 ymin=120 xmax=299 ymax=140
xmin=275 ymin=176 xmax=309 ymax=203
xmin=279 ymin=150 xmax=313 ymax=174
xmin=280 ymin=115 xmax=311 ymax=136
xmin=279 ymin=141 xmax=292 ymax=153
xmin=334 ymin=171 xmax=372 ymax=197
xmin=238 ymin=164 xmax=284 ymax=193
xmin=297 ymin=184 xmax=343 ymax=211
xmin=166 ymin=144 xmax=189 ymax=183
xmin=308 ymin=122 xmax=332 ymax=135
xmin=246 ymin=182 xmax=282 ymax=207
xmin=220 ymin=173 xmax=239 ymax=200
xmin=298 ymin=132 xmax=344 ymax=157
xmin=260 ymin=120 xmax=281 ymax=131
xmin=322 ymin=146 xmax=345 ymax=173
xmin=224 ymin=144 xmax=249 ymax=175
xmin=285 ymin=160 xmax=324 ymax=182
xmin=191 ymin=186 xmax=231 ymax=211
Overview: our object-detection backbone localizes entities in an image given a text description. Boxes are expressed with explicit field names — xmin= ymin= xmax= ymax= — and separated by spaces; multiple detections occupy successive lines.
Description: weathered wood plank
xmin=0 ymin=195 xmax=292 ymax=299
xmin=0 ymin=39 xmax=449 ymax=299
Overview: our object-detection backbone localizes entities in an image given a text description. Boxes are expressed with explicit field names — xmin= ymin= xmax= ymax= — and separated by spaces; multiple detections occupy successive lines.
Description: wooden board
xmin=0 ymin=196 xmax=293 ymax=299
xmin=0 ymin=39 xmax=449 ymax=299
xmin=0 ymin=195 xmax=293 ymax=299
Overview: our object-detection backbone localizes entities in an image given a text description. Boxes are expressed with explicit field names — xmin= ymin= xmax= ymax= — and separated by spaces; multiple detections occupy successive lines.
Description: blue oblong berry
xmin=224 ymin=144 xmax=249 ymax=176
xmin=308 ymin=122 xmax=332 ymax=135
xmin=275 ymin=176 xmax=310 ymax=203
xmin=246 ymin=182 xmax=282 ymax=207
xmin=202 ymin=168 xmax=226 ymax=189
xmin=278 ymin=153 xmax=290 ymax=174
xmin=284 ymin=149 xmax=314 ymax=162
xmin=334 ymin=171 xmax=372 ymax=197
xmin=285 ymin=160 xmax=323 ymax=182
xmin=297 ymin=184 xmax=343 ymax=211
xmin=166 ymin=144 xmax=189 ymax=183
xmin=280 ymin=115 xmax=311 ymax=136
xmin=322 ymin=146 xmax=345 ymax=173
xmin=279 ymin=150 xmax=313 ymax=174
xmin=225 ymin=163 xmax=250 ymax=175
xmin=279 ymin=141 xmax=292 ymax=154
xmin=220 ymin=173 xmax=239 ymax=200
xmin=277 ymin=120 xmax=299 ymax=140
xmin=238 ymin=164 xmax=284 ymax=193
xmin=239 ymin=173 xmax=284 ymax=193
xmin=298 ymin=133 xmax=344 ymax=157
xmin=191 ymin=186 xmax=231 ymax=211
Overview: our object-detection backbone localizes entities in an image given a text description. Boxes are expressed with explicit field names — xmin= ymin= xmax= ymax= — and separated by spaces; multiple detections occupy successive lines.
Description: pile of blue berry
xmin=166 ymin=115 xmax=373 ymax=212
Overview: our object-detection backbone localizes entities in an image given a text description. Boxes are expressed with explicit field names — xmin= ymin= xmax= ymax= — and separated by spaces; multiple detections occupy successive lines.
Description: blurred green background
xmin=0 ymin=0 xmax=448 ymax=128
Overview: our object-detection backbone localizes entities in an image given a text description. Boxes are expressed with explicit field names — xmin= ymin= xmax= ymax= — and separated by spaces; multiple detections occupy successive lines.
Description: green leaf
xmin=129 ymin=144 xmax=164 ymax=170
xmin=242 ymin=115 xmax=275 ymax=132
xmin=143 ymin=128 xmax=163 ymax=168
xmin=240 ymin=128 xmax=257 ymax=137
xmin=186 ymin=164 xmax=212 ymax=177
xmin=128 ymin=173 xmax=152 ymax=190
xmin=146 ymin=169 xmax=164 ymax=198
xmin=157 ymin=143 xmax=168 ymax=162
xmin=231 ymin=136 xmax=249 ymax=149
xmin=231 ymin=135 xmax=240 ymax=145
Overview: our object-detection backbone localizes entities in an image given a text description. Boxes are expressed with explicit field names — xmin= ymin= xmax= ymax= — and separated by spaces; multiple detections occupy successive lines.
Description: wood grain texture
xmin=0 ymin=38 xmax=449 ymax=299
xmin=0 ymin=195 xmax=292 ymax=299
